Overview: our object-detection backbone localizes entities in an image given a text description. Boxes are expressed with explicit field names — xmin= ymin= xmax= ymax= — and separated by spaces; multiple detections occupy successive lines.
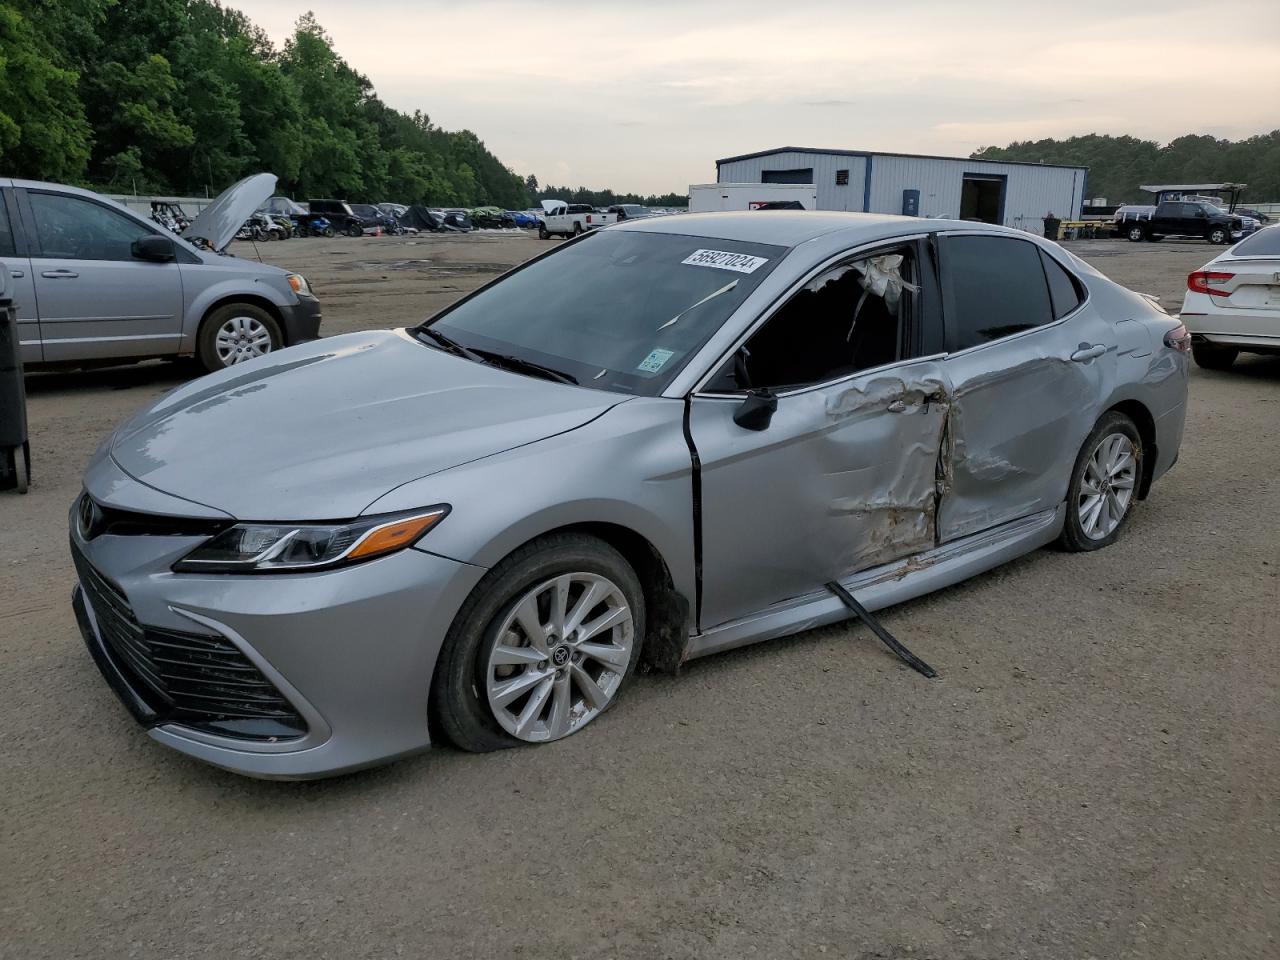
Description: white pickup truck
xmin=538 ymin=200 xmax=617 ymax=238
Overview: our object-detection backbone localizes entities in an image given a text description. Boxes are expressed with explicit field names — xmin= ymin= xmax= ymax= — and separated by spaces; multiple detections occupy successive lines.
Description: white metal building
xmin=715 ymin=147 xmax=1088 ymax=234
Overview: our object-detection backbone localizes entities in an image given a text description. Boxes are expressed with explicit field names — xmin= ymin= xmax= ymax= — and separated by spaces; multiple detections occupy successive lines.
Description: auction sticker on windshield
xmin=637 ymin=348 xmax=675 ymax=373
xmin=681 ymin=249 xmax=770 ymax=274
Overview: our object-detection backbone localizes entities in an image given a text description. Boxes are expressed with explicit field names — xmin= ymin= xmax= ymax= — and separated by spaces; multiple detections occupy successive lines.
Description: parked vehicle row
xmin=537 ymin=200 xmax=653 ymax=238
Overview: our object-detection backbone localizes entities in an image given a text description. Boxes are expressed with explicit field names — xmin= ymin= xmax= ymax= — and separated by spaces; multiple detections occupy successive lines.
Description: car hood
xmin=108 ymin=330 xmax=624 ymax=521
xmin=182 ymin=173 xmax=278 ymax=251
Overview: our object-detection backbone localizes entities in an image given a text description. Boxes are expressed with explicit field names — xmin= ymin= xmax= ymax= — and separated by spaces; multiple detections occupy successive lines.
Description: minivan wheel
xmin=197 ymin=303 xmax=283 ymax=372
xmin=1127 ymin=225 xmax=1145 ymax=242
xmin=432 ymin=534 xmax=645 ymax=753
xmin=1059 ymin=412 xmax=1143 ymax=552
xmin=1192 ymin=342 xmax=1238 ymax=370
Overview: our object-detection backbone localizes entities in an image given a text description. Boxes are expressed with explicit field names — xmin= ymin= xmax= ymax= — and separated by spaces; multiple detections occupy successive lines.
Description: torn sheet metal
xmin=688 ymin=365 xmax=953 ymax=629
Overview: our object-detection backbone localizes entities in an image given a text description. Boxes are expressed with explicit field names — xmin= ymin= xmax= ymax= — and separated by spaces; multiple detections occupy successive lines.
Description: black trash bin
xmin=0 ymin=273 xmax=30 ymax=494
xmin=1043 ymin=216 xmax=1062 ymax=240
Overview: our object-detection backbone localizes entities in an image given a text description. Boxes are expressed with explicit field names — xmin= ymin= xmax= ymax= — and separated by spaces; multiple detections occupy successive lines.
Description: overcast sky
xmin=235 ymin=0 xmax=1280 ymax=194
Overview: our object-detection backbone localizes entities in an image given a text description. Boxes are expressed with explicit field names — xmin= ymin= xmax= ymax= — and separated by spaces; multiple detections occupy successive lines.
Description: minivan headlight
xmin=287 ymin=273 xmax=312 ymax=296
xmin=173 ymin=507 xmax=448 ymax=573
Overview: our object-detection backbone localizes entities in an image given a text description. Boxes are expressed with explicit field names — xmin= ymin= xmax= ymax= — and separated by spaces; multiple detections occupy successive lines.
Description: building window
xmin=835 ymin=169 xmax=850 ymax=186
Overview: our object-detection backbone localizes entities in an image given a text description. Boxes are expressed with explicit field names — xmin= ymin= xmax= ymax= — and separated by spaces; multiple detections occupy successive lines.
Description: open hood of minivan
xmin=182 ymin=173 xmax=278 ymax=251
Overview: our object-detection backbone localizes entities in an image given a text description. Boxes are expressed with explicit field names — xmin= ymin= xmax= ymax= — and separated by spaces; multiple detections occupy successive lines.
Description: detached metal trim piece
xmin=826 ymin=580 xmax=937 ymax=678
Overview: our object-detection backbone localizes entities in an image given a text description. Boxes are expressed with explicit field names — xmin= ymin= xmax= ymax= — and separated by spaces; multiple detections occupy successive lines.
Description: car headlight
xmin=287 ymin=273 xmax=312 ymax=296
xmin=172 ymin=507 xmax=448 ymax=573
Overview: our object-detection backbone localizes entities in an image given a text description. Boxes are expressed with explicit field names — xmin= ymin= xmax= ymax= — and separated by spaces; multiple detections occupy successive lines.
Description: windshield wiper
xmin=470 ymin=348 xmax=579 ymax=385
xmin=416 ymin=326 xmax=483 ymax=362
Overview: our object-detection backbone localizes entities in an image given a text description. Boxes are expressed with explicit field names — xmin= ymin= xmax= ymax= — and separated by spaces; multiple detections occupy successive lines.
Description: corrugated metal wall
xmin=867 ymin=155 xmax=1083 ymax=232
xmin=717 ymin=152 xmax=867 ymax=211
xmin=717 ymin=151 xmax=1086 ymax=233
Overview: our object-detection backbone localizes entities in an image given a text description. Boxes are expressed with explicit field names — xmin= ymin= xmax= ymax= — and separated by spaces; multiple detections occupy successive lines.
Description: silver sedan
xmin=70 ymin=212 xmax=1190 ymax=778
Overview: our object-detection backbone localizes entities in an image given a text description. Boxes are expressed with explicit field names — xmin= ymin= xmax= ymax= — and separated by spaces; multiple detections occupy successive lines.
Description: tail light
xmin=1164 ymin=322 xmax=1191 ymax=353
xmin=1187 ymin=270 xmax=1234 ymax=296
xmin=586 ymin=214 xmax=593 ymax=224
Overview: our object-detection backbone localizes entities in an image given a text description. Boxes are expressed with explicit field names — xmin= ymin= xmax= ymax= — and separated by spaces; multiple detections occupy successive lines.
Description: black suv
xmin=307 ymin=199 xmax=366 ymax=238
xmin=1122 ymin=200 xmax=1241 ymax=244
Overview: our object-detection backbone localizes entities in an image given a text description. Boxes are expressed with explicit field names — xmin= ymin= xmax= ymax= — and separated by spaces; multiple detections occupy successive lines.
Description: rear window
xmin=0 ymin=197 xmax=14 ymax=256
xmin=944 ymin=235 xmax=1054 ymax=350
xmin=1231 ymin=225 xmax=1280 ymax=257
xmin=424 ymin=230 xmax=786 ymax=396
xmin=1040 ymin=250 xmax=1084 ymax=319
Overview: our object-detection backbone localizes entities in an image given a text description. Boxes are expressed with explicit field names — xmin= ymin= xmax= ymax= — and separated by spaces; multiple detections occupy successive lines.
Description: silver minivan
xmin=0 ymin=173 xmax=321 ymax=372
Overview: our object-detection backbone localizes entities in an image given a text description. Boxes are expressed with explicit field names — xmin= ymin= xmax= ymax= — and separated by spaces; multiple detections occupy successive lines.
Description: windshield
xmin=420 ymin=229 xmax=786 ymax=395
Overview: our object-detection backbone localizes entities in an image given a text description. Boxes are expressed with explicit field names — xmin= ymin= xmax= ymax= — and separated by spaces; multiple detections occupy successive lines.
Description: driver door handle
xmin=1070 ymin=344 xmax=1108 ymax=362
xmin=41 ymin=268 xmax=79 ymax=279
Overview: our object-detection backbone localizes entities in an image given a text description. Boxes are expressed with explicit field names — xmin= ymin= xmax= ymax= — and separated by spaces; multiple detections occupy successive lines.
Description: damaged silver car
xmin=71 ymin=212 xmax=1189 ymax=778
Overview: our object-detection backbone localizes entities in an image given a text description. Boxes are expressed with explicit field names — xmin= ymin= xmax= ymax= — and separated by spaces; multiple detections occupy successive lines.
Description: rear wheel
xmin=573 ymin=223 xmax=583 ymax=236
xmin=1059 ymin=412 xmax=1143 ymax=552
xmin=197 ymin=303 xmax=283 ymax=373
xmin=1126 ymin=225 xmax=1145 ymax=242
xmin=1192 ymin=342 xmax=1238 ymax=370
xmin=432 ymin=534 xmax=645 ymax=753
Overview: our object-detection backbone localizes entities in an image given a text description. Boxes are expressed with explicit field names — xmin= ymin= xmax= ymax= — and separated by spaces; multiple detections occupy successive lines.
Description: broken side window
xmin=712 ymin=244 xmax=921 ymax=391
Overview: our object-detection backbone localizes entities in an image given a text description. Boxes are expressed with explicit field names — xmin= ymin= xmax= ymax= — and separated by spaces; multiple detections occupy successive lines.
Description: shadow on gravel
xmin=24 ymin=360 xmax=196 ymax=397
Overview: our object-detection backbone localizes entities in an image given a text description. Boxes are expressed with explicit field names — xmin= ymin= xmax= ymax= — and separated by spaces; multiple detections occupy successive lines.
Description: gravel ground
xmin=1 ymin=232 xmax=1276 ymax=960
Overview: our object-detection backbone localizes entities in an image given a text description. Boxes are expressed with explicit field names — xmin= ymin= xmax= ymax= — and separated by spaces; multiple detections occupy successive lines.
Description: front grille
xmin=72 ymin=545 xmax=307 ymax=741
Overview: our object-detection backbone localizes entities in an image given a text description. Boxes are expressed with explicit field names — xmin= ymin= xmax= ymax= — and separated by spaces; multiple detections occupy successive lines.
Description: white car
xmin=1182 ymin=225 xmax=1280 ymax=369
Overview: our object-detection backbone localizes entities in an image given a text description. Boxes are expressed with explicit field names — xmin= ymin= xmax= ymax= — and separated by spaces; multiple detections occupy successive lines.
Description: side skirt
xmin=684 ymin=504 xmax=1065 ymax=661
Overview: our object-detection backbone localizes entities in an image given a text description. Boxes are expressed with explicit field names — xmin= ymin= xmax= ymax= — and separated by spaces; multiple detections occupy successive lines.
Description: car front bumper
xmin=69 ymin=503 xmax=486 ymax=779
xmin=279 ymin=294 xmax=322 ymax=346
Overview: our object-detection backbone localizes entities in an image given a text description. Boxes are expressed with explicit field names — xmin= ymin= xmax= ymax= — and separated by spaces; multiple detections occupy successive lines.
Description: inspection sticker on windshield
xmin=637 ymin=348 xmax=675 ymax=373
xmin=681 ymin=249 xmax=769 ymax=274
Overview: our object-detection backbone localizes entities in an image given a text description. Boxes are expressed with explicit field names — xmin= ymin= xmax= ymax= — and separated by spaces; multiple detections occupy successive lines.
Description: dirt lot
xmin=2 ymin=233 xmax=1276 ymax=959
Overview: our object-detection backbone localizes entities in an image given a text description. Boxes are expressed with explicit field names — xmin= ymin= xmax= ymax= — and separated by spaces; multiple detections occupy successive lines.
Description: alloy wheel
xmin=485 ymin=572 xmax=634 ymax=742
xmin=1078 ymin=433 xmax=1137 ymax=540
xmin=214 ymin=315 xmax=274 ymax=366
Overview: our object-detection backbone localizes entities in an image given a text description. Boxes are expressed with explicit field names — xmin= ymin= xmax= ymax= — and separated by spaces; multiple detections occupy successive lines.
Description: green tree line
xmin=973 ymin=132 xmax=1280 ymax=205
xmin=0 ymin=0 xmax=529 ymax=206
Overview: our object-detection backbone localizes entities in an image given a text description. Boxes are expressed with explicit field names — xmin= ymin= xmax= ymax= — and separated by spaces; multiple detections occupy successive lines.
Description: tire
xmin=346 ymin=224 xmax=363 ymax=238
xmin=1059 ymin=412 xmax=1143 ymax=552
xmin=1192 ymin=342 xmax=1238 ymax=370
xmin=572 ymin=223 xmax=583 ymax=236
xmin=538 ymin=225 xmax=549 ymax=239
xmin=322 ymin=226 xmax=334 ymax=238
xmin=431 ymin=533 xmax=646 ymax=753
xmin=196 ymin=302 xmax=283 ymax=373
xmin=1126 ymin=225 xmax=1145 ymax=242
xmin=1208 ymin=226 xmax=1229 ymax=245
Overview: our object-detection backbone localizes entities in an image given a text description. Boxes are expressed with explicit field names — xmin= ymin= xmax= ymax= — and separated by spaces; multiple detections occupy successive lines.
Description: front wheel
xmin=197 ymin=303 xmax=283 ymax=373
xmin=431 ymin=534 xmax=645 ymax=752
xmin=1059 ymin=412 xmax=1143 ymax=552
xmin=1208 ymin=226 xmax=1229 ymax=244
xmin=538 ymin=224 xmax=549 ymax=239
xmin=1126 ymin=225 xmax=1145 ymax=242
xmin=1192 ymin=342 xmax=1238 ymax=370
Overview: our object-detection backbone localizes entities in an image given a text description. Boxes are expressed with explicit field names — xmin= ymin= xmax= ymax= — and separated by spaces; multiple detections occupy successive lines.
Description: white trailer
xmin=688 ymin=182 xmax=817 ymax=213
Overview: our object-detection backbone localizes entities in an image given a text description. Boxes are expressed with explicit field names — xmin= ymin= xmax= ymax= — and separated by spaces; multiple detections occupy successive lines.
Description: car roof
xmin=612 ymin=210 xmax=1009 ymax=247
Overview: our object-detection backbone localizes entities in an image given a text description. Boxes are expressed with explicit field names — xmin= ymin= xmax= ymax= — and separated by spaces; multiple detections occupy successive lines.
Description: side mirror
xmin=733 ymin=388 xmax=778 ymax=431
xmin=132 ymin=234 xmax=175 ymax=262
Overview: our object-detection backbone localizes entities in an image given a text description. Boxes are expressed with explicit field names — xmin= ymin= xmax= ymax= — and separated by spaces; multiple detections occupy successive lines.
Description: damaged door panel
xmin=689 ymin=362 xmax=949 ymax=629
xmin=935 ymin=233 xmax=1113 ymax=541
